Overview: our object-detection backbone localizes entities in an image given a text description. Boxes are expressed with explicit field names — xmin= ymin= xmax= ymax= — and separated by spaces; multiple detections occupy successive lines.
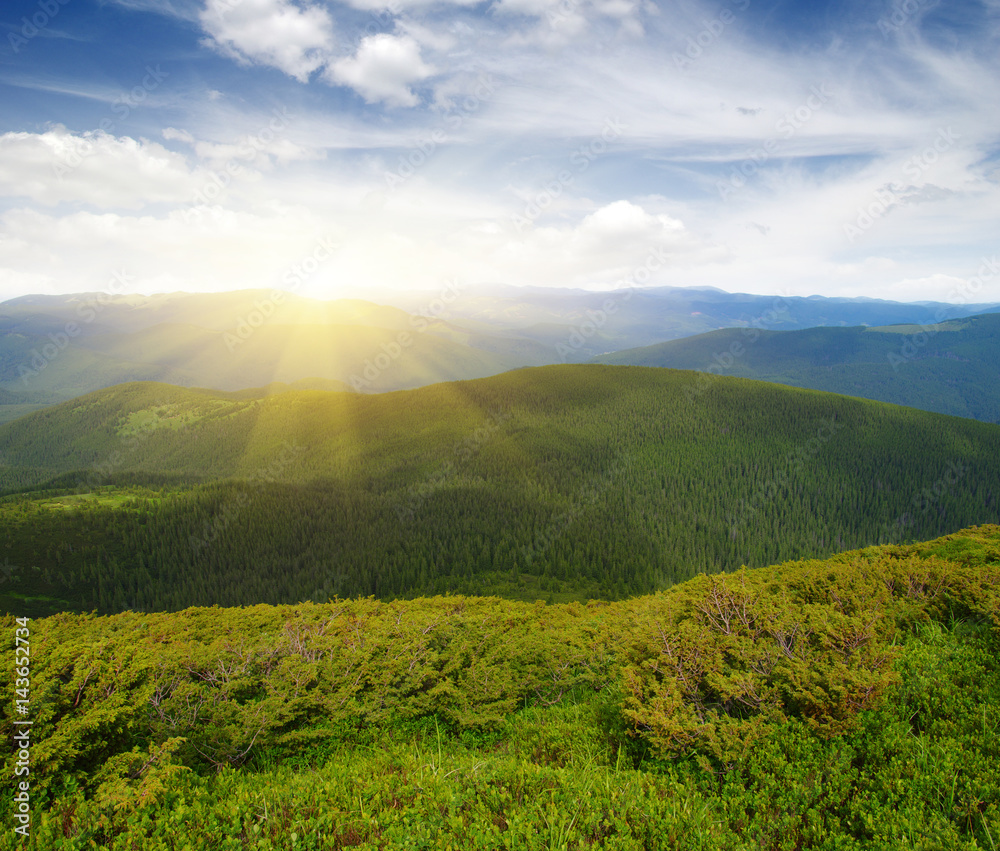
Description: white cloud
xmin=162 ymin=127 xmax=196 ymax=144
xmin=492 ymin=0 xmax=646 ymax=48
xmin=162 ymin=110 xmax=327 ymax=181
xmin=327 ymin=34 xmax=435 ymax=107
xmin=591 ymin=0 xmax=638 ymax=19
xmin=339 ymin=0 xmax=479 ymax=8
xmin=0 ymin=204 xmax=345 ymax=297
xmin=482 ymin=200 xmax=725 ymax=286
xmin=5 ymin=0 xmax=1000 ymax=307
xmin=578 ymin=200 xmax=683 ymax=245
xmin=199 ymin=0 xmax=335 ymax=82
xmin=192 ymin=134 xmax=322 ymax=169
xmin=107 ymin=0 xmax=202 ymax=21
xmin=394 ymin=19 xmax=457 ymax=52
xmin=0 ymin=128 xmax=204 ymax=209
xmin=492 ymin=0 xmax=563 ymax=15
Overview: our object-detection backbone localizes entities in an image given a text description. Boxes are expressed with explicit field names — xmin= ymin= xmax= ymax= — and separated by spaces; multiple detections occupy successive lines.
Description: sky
xmin=0 ymin=0 xmax=998 ymax=304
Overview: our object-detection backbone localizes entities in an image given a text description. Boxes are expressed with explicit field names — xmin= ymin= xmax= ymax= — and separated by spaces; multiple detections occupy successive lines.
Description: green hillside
xmin=594 ymin=313 xmax=1000 ymax=423
xmin=1 ymin=526 xmax=997 ymax=849
xmin=1 ymin=366 xmax=997 ymax=615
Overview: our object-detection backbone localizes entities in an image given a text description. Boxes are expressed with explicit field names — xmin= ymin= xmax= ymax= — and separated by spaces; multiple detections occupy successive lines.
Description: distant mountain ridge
xmin=382 ymin=283 xmax=1000 ymax=352
xmin=593 ymin=312 xmax=1000 ymax=423
xmin=1 ymin=286 xmax=998 ymax=424
xmin=0 ymin=290 xmax=558 ymax=421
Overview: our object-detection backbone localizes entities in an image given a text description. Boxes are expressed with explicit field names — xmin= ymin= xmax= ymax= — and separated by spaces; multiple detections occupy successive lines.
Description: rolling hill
xmin=594 ymin=313 xmax=1000 ymax=423
xmin=1 ymin=365 xmax=997 ymax=616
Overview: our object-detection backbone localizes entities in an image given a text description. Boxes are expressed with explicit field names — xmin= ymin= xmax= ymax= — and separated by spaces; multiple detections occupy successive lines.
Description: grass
xmin=32 ymin=493 xmax=135 ymax=510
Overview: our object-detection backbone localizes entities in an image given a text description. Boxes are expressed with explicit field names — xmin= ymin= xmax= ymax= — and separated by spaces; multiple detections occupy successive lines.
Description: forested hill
xmin=1 ymin=365 xmax=998 ymax=616
xmin=593 ymin=312 xmax=1000 ymax=423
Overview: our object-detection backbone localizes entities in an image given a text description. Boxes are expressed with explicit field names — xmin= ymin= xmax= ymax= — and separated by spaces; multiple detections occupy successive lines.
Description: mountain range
xmin=594 ymin=312 xmax=1000 ymax=423
xmin=2 ymin=286 xmax=998 ymax=424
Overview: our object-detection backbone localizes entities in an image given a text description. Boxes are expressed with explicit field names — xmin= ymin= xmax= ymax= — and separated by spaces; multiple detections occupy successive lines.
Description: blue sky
xmin=1 ymin=0 xmax=998 ymax=303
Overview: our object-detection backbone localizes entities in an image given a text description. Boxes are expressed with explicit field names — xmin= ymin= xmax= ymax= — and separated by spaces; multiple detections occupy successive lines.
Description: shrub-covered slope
xmin=1 ymin=526 xmax=997 ymax=849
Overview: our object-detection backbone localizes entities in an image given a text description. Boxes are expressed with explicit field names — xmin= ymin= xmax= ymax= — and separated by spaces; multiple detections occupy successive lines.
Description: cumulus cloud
xmin=577 ymin=200 xmax=684 ymax=247
xmin=478 ymin=200 xmax=726 ymax=287
xmin=199 ymin=0 xmax=335 ymax=82
xmin=327 ymin=34 xmax=435 ymax=107
xmin=0 ymin=128 xmax=204 ymax=209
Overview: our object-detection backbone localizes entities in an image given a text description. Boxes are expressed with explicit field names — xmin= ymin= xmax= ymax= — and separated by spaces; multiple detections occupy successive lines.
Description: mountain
xmin=384 ymin=283 xmax=1000 ymax=357
xmin=1 ymin=365 xmax=997 ymax=616
xmin=0 ymin=290 xmax=558 ymax=422
xmin=0 ymin=290 xmax=417 ymax=334
xmin=2 ymin=287 xmax=998 ymax=425
xmin=593 ymin=312 xmax=1000 ymax=423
